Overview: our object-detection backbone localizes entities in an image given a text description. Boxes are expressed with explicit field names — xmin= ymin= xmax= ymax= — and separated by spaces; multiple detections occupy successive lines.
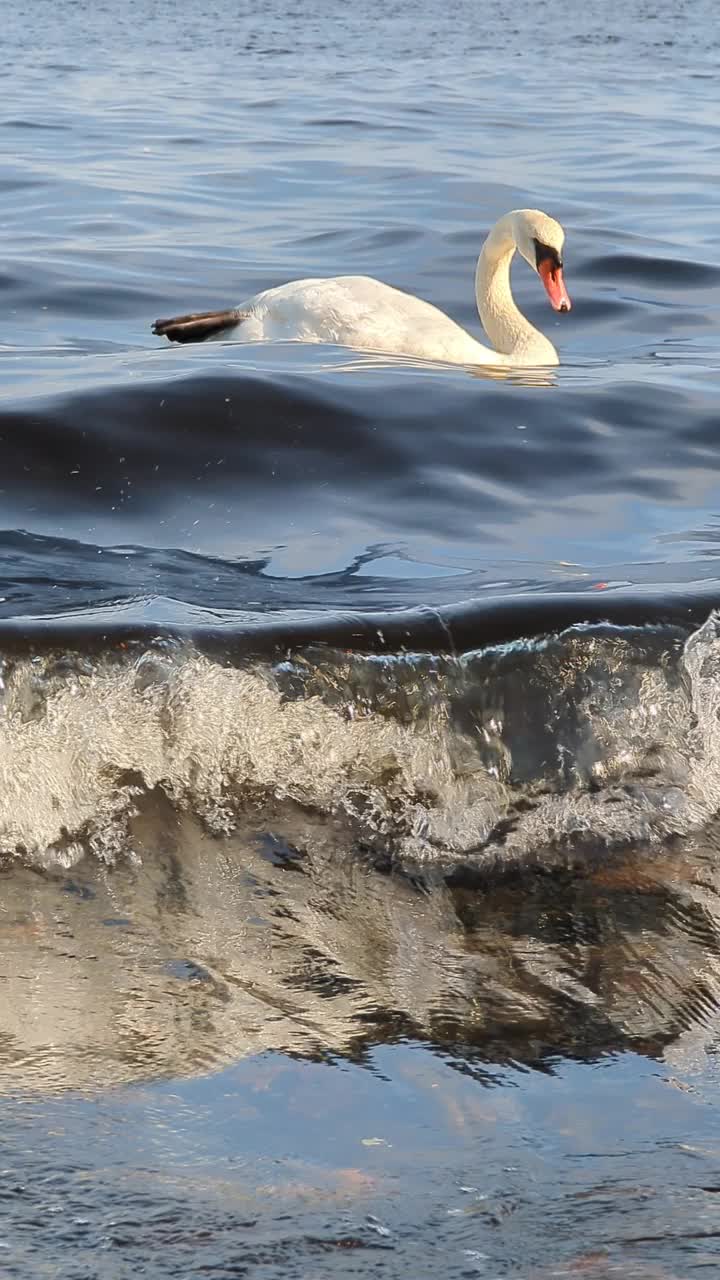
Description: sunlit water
xmin=2 ymin=1 xmax=720 ymax=1275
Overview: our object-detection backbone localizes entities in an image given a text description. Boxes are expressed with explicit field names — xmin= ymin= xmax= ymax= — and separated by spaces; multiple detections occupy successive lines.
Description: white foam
xmin=0 ymin=615 xmax=718 ymax=870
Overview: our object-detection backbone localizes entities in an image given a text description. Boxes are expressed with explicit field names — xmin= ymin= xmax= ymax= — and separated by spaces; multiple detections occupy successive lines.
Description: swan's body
xmin=153 ymin=209 xmax=571 ymax=367
xmin=215 ymin=275 xmax=496 ymax=364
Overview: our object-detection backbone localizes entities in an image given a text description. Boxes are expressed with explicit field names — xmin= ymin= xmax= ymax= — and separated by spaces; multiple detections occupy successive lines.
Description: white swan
xmin=152 ymin=209 xmax=571 ymax=367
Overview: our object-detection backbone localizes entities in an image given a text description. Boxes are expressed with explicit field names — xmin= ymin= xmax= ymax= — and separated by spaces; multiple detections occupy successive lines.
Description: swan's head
xmin=512 ymin=210 xmax=571 ymax=313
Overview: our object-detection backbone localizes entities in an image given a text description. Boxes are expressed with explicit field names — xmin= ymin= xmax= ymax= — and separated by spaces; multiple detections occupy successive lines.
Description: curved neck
xmin=474 ymin=214 xmax=551 ymax=359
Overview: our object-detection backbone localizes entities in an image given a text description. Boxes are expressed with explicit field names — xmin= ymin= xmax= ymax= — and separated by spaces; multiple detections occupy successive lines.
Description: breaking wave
xmin=3 ymin=611 xmax=720 ymax=874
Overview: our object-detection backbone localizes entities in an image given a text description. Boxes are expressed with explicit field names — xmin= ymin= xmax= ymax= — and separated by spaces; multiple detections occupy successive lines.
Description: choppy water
xmin=2 ymin=0 xmax=720 ymax=1275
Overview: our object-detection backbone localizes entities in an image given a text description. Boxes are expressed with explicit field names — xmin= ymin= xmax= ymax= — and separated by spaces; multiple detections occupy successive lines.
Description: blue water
xmin=2 ymin=1 xmax=720 ymax=1275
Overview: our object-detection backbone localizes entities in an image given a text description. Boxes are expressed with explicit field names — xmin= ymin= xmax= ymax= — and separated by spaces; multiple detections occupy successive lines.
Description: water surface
xmin=2 ymin=1 xmax=720 ymax=1275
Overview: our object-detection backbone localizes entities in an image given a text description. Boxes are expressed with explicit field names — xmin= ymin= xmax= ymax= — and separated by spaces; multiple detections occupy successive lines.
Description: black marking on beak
xmin=533 ymin=238 xmax=563 ymax=271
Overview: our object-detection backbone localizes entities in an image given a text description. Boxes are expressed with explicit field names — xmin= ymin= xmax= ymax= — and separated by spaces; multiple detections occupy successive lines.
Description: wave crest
xmin=2 ymin=614 xmax=720 ymax=871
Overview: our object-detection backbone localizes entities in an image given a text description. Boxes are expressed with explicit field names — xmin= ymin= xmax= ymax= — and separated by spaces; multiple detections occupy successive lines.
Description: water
xmin=2 ymin=0 xmax=720 ymax=1274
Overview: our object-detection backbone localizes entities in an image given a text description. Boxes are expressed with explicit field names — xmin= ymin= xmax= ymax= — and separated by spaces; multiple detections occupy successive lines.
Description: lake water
xmin=2 ymin=1 xmax=720 ymax=1275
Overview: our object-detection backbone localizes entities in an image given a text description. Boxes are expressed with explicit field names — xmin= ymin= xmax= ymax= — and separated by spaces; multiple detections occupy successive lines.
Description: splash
xmin=1 ymin=614 xmax=720 ymax=872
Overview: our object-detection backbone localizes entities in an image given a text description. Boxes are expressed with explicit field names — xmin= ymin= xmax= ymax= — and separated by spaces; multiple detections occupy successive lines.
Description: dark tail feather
xmin=152 ymin=308 xmax=245 ymax=344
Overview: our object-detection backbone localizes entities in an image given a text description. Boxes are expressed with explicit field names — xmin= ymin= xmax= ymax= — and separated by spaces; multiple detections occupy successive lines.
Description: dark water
xmin=2 ymin=1 xmax=720 ymax=1275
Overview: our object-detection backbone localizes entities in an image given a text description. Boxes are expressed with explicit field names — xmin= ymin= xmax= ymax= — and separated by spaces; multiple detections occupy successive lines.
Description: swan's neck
xmin=475 ymin=215 xmax=553 ymax=360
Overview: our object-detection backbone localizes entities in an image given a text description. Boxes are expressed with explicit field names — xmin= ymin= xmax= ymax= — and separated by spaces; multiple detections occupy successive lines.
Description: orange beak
xmin=538 ymin=258 xmax=571 ymax=312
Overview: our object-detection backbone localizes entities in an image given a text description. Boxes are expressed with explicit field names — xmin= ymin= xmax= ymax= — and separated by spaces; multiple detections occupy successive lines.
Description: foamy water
xmin=3 ymin=0 xmax=720 ymax=1274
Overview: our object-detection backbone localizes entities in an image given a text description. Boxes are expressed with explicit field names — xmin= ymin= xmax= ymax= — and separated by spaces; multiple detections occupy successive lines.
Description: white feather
xmin=186 ymin=209 xmax=569 ymax=367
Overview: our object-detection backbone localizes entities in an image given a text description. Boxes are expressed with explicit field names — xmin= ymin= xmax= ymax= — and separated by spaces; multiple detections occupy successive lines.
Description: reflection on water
xmin=3 ymin=0 xmax=720 ymax=1272
xmin=4 ymin=810 xmax=720 ymax=1275
xmin=4 ymin=802 xmax=720 ymax=1094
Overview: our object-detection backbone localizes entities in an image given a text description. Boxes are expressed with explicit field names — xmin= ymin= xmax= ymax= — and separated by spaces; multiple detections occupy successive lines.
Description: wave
xmin=1 ymin=340 xmax=718 ymax=610
xmin=3 ymin=612 xmax=720 ymax=873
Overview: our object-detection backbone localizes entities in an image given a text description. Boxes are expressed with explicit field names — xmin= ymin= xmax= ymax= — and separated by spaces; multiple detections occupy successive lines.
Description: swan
xmin=152 ymin=209 xmax=571 ymax=367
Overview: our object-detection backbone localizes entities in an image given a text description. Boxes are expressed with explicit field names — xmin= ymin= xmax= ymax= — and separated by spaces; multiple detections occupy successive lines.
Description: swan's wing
xmin=246 ymin=276 xmax=494 ymax=363
xmin=152 ymin=277 xmax=497 ymax=364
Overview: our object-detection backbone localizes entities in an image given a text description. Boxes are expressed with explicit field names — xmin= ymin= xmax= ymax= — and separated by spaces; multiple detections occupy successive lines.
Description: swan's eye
xmin=533 ymin=238 xmax=563 ymax=272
